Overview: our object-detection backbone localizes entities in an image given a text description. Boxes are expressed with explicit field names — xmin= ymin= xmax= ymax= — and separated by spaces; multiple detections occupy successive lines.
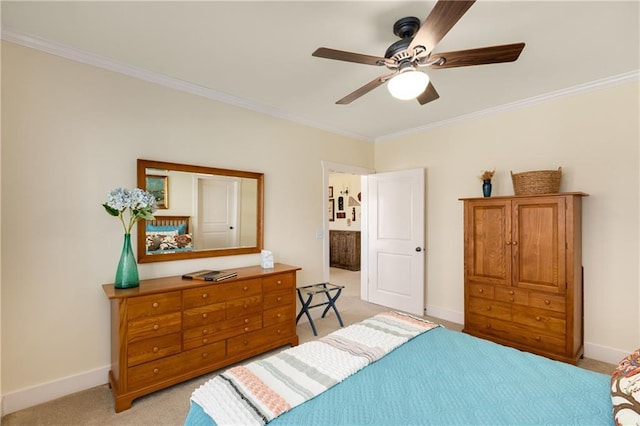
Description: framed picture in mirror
xmin=145 ymin=175 xmax=168 ymax=209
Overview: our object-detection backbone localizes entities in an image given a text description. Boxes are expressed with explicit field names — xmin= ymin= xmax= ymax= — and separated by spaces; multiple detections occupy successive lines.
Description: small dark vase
xmin=482 ymin=179 xmax=492 ymax=197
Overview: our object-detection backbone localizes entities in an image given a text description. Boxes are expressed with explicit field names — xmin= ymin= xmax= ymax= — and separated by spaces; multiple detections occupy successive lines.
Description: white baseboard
xmin=2 ymin=365 xmax=109 ymax=415
xmin=425 ymin=304 xmax=464 ymax=325
xmin=584 ymin=341 xmax=628 ymax=365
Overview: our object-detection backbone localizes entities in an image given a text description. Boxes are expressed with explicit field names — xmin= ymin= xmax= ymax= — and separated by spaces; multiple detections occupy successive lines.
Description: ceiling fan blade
xmin=313 ymin=47 xmax=387 ymax=66
xmin=408 ymin=0 xmax=476 ymax=55
xmin=417 ymin=82 xmax=440 ymax=105
xmin=428 ymin=43 xmax=525 ymax=69
xmin=336 ymin=72 xmax=395 ymax=104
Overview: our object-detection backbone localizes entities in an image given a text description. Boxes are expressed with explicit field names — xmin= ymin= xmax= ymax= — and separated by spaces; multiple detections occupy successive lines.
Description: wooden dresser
xmin=329 ymin=230 xmax=361 ymax=271
xmin=461 ymin=193 xmax=586 ymax=364
xmin=102 ymin=263 xmax=300 ymax=412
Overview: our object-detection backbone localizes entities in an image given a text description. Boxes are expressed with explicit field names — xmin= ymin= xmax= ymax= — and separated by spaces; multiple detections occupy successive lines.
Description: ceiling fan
xmin=312 ymin=0 xmax=525 ymax=105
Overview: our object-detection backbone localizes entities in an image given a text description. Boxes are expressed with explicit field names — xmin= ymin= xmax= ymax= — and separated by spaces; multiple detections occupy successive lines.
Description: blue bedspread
xmin=185 ymin=327 xmax=613 ymax=425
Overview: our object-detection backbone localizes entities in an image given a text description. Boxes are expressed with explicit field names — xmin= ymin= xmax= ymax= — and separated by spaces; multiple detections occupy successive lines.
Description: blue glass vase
xmin=115 ymin=234 xmax=139 ymax=289
xmin=482 ymin=179 xmax=492 ymax=197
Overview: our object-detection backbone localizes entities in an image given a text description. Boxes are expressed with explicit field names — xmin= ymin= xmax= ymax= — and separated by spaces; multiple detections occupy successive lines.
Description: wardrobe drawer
xmin=127 ymin=292 xmax=181 ymax=320
xmin=467 ymin=297 xmax=510 ymax=321
xmin=182 ymin=303 xmax=226 ymax=329
xmin=512 ymin=305 xmax=566 ymax=335
xmin=528 ymin=292 xmax=566 ymax=313
xmin=127 ymin=333 xmax=181 ymax=367
xmin=494 ymin=287 xmax=528 ymax=305
xmin=263 ymin=273 xmax=294 ymax=293
xmin=467 ymin=282 xmax=495 ymax=300
xmin=182 ymin=341 xmax=226 ymax=371
xmin=127 ymin=312 xmax=182 ymax=343
xmin=127 ymin=353 xmax=183 ymax=390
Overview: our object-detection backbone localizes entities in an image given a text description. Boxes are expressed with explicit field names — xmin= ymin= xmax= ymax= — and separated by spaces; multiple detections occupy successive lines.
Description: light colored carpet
xmin=2 ymin=268 xmax=615 ymax=425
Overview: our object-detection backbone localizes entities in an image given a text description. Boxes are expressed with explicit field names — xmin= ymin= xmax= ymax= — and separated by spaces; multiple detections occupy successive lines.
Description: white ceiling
xmin=2 ymin=1 xmax=639 ymax=142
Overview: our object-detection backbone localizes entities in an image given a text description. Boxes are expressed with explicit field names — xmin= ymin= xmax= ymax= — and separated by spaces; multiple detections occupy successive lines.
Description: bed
xmin=145 ymin=215 xmax=193 ymax=253
xmin=184 ymin=312 xmax=617 ymax=425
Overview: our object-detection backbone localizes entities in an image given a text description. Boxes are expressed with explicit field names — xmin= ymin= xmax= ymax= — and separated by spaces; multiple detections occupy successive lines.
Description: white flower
xmin=103 ymin=187 xmax=157 ymax=234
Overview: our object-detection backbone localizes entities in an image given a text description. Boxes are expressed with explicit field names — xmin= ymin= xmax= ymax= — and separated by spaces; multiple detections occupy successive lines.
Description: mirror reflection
xmin=137 ymin=159 xmax=264 ymax=263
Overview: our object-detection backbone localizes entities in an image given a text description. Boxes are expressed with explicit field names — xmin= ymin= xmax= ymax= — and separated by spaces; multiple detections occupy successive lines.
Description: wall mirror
xmin=137 ymin=159 xmax=264 ymax=263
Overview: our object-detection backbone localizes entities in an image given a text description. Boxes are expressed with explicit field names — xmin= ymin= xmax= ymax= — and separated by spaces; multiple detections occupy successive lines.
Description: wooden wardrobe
xmin=461 ymin=193 xmax=587 ymax=364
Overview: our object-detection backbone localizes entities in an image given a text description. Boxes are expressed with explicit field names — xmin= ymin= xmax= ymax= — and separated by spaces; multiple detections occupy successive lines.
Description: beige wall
xmin=2 ymin=39 xmax=639 ymax=413
xmin=375 ymin=81 xmax=640 ymax=357
xmin=0 ymin=42 xmax=373 ymax=399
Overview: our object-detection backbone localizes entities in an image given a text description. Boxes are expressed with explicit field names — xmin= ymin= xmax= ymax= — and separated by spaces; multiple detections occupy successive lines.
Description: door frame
xmin=321 ymin=161 xmax=373 ymax=283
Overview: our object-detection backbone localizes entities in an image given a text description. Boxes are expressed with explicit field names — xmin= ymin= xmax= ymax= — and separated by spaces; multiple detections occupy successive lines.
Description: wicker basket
xmin=511 ymin=167 xmax=562 ymax=195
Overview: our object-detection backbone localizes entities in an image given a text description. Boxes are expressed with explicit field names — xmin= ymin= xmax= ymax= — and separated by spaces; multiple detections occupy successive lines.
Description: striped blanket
xmin=190 ymin=311 xmax=440 ymax=426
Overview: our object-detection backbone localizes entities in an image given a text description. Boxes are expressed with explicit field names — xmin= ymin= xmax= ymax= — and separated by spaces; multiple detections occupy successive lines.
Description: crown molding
xmin=1 ymin=28 xmax=373 ymax=143
xmin=3 ymin=28 xmax=637 ymax=145
xmin=376 ymin=69 xmax=640 ymax=142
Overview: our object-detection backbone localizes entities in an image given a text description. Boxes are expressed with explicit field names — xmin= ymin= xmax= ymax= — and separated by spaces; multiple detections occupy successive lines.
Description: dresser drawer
xmin=227 ymin=323 xmax=295 ymax=357
xmin=127 ymin=333 xmax=181 ymax=367
xmin=467 ymin=297 xmax=511 ymax=321
xmin=263 ymin=290 xmax=293 ymax=309
xmin=127 ymin=353 xmax=183 ymax=390
xmin=512 ymin=305 xmax=566 ymax=335
xmin=263 ymin=305 xmax=294 ymax=327
xmin=263 ymin=273 xmax=294 ymax=293
xmin=467 ymin=282 xmax=494 ymax=300
xmin=182 ymin=302 xmax=226 ymax=329
xmin=183 ymin=313 xmax=262 ymax=341
xmin=127 ymin=292 xmax=181 ymax=320
xmin=494 ymin=287 xmax=528 ymax=305
xmin=181 ymin=341 xmax=226 ymax=372
xmin=226 ymin=295 xmax=263 ymax=318
xmin=529 ymin=292 xmax=566 ymax=313
xmin=127 ymin=312 xmax=182 ymax=343
xmin=183 ymin=279 xmax=262 ymax=308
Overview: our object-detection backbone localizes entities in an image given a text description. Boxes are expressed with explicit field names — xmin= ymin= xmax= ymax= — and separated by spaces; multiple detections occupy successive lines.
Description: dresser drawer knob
xmin=277 ymin=329 xmax=282 ymax=335
xmin=152 ymin=302 xmax=159 ymax=308
xmin=478 ymin=288 xmax=484 ymax=293
xmin=243 ymin=304 xmax=248 ymax=309
xmin=243 ymin=286 xmax=249 ymax=291
xmin=277 ymin=280 xmax=282 ymax=285
xmin=535 ymin=316 xmax=541 ymax=321
xmin=243 ymin=340 xmax=249 ymax=345
xmin=153 ymin=368 xmax=159 ymax=374
xmin=202 ymin=313 xmax=208 ymax=319
xmin=277 ymin=297 xmax=282 ymax=302
xmin=153 ymin=324 xmax=160 ymax=331
xmin=486 ymin=324 xmax=491 ymax=329
xmin=153 ymin=346 xmax=159 ymax=353
xmin=244 ymin=327 xmax=249 ymax=332
xmin=486 ymin=306 xmax=492 ymax=311
xmin=509 ymin=290 xmax=514 ymax=295
xmin=244 ymin=318 xmax=249 ymax=324
xmin=509 ymin=298 xmax=514 ymax=302
xmin=202 ymin=293 xmax=208 ymax=299
xmin=535 ymin=336 xmax=541 ymax=341
xmin=202 ymin=329 xmax=208 ymax=335
xmin=544 ymin=299 xmax=551 ymax=305
xmin=277 ymin=313 xmax=281 ymax=318
xmin=202 ymin=338 xmax=208 ymax=344
xmin=202 ymin=352 xmax=208 ymax=359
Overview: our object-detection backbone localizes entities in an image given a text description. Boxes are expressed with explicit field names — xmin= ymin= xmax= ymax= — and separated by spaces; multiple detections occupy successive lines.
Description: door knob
xmin=415 ymin=247 xmax=422 ymax=252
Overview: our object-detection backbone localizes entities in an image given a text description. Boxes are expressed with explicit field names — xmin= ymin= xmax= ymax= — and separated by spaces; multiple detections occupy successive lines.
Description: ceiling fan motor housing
xmin=385 ymin=16 xmax=421 ymax=59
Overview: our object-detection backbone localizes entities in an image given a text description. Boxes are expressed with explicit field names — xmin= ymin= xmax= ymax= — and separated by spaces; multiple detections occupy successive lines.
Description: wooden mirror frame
xmin=137 ymin=159 xmax=264 ymax=263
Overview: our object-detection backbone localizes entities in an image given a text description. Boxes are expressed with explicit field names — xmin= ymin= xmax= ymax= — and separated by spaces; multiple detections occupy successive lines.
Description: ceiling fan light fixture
xmin=387 ymin=69 xmax=429 ymax=100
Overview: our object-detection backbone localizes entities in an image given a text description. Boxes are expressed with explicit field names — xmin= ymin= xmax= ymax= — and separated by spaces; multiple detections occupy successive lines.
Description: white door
xmin=197 ymin=177 xmax=240 ymax=249
xmin=365 ymin=169 xmax=425 ymax=315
